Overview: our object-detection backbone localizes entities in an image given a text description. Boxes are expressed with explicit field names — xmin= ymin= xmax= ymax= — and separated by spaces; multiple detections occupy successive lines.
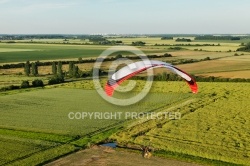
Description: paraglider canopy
xmin=105 ymin=60 xmax=198 ymax=96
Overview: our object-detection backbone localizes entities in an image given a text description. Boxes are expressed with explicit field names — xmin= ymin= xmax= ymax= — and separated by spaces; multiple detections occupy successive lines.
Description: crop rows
xmin=111 ymin=82 xmax=250 ymax=165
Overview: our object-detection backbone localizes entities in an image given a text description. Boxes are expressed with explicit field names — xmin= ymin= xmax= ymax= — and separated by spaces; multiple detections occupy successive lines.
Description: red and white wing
xmin=105 ymin=60 xmax=198 ymax=96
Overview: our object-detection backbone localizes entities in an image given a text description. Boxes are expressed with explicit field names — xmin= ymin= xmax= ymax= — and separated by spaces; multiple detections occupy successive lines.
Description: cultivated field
xmin=0 ymin=36 xmax=250 ymax=165
xmin=0 ymin=37 xmax=246 ymax=63
xmin=111 ymin=81 xmax=250 ymax=165
xmin=0 ymin=43 xmax=109 ymax=63
xmin=1 ymin=79 xmax=249 ymax=165
xmin=0 ymin=42 xmax=166 ymax=63
xmin=0 ymin=80 xmax=193 ymax=165
xmin=176 ymin=58 xmax=250 ymax=75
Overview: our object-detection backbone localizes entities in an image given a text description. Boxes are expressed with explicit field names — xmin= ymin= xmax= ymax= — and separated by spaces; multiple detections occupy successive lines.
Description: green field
xmin=0 ymin=44 xmax=109 ymax=63
xmin=1 ymin=79 xmax=250 ymax=165
xmin=0 ymin=85 xmax=191 ymax=135
xmin=0 ymin=80 xmax=194 ymax=165
xmin=0 ymin=42 xmax=166 ymax=63
xmin=111 ymin=81 xmax=250 ymax=165
xmin=0 ymin=37 xmax=246 ymax=63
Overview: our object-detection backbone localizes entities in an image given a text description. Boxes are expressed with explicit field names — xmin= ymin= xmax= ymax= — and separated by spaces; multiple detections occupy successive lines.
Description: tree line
xmin=132 ymin=41 xmax=146 ymax=46
xmin=155 ymin=43 xmax=220 ymax=46
xmin=132 ymin=73 xmax=250 ymax=83
xmin=195 ymin=35 xmax=241 ymax=40
xmin=161 ymin=37 xmax=173 ymax=40
xmin=175 ymin=38 xmax=192 ymax=42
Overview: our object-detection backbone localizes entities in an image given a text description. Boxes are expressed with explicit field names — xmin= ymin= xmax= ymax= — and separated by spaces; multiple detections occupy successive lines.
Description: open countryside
xmin=0 ymin=34 xmax=250 ymax=166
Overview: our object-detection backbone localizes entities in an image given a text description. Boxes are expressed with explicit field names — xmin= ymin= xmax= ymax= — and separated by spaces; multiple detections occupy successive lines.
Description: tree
xmin=52 ymin=62 xmax=57 ymax=75
xmin=78 ymin=57 xmax=83 ymax=62
xmin=204 ymin=57 xmax=211 ymax=60
xmin=72 ymin=65 xmax=79 ymax=78
xmin=57 ymin=61 xmax=63 ymax=76
xmin=32 ymin=79 xmax=44 ymax=87
xmin=24 ymin=61 xmax=30 ymax=76
xmin=163 ymin=53 xmax=172 ymax=57
xmin=115 ymin=54 xmax=123 ymax=59
xmin=48 ymin=75 xmax=64 ymax=85
xmin=20 ymin=80 xmax=29 ymax=88
xmin=57 ymin=61 xmax=64 ymax=81
xmin=68 ymin=62 xmax=74 ymax=77
xmin=246 ymin=42 xmax=250 ymax=49
xmin=31 ymin=62 xmax=38 ymax=76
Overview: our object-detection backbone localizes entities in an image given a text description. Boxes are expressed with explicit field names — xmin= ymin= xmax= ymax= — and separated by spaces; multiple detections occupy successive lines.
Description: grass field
xmin=0 ymin=42 xmax=166 ymax=63
xmin=0 ymin=43 xmax=109 ymax=63
xmin=0 ymin=80 xmax=194 ymax=165
xmin=111 ymin=81 xmax=250 ymax=165
xmin=1 ymin=79 xmax=250 ymax=165
xmin=0 ymin=37 xmax=246 ymax=63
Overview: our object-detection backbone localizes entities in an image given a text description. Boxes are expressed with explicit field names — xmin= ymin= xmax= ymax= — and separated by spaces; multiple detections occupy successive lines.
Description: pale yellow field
xmin=176 ymin=59 xmax=250 ymax=75
xmin=217 ymin=54 xmax=250 ymax=61
xmin=0 ymin=48 xmax=40 ymax=52
xmin=197 ymin=70 xmax=250 ymax=79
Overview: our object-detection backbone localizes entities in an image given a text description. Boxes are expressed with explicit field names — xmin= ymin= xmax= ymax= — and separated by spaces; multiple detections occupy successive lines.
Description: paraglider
xmin=105 ymin=60 xmax=198 ymax=96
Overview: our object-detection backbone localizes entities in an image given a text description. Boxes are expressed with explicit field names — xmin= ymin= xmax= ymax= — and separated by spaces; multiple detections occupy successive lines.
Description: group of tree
xmin=0 ymin=34 xmax=97 ymax=40
xmin=98 ymin=40 xmax=123 ymax=45
xmin=169 ymin=57 xmax=210 ymax=65
xmin=168 ymin=46 xmax=184 ymax=50
xmin=132 ymin=73 xmax=250 ymax=83
xmin=237 ymin=42 xmax=250 ymax=52
xmin=49 ymin=61 xmax=99 ymax=85
xmin=32 ymin=79 xmax=44 ymax=87
xmin=195 ymin=35 xmax=241 ymax=40
xmin=131 ymin=41 xmax=146 ymax=46
xmin=88 ymin=35 xmax=106 ymax=42
xmin=163 ymin=53 xmax=172 ymax=57
xmin=175 ymin=38 xmax=192 ymax=42
xmin=31 ymin=62 xmax=38 ymax=76
xmin=161 ymin=36 xmax=173 ymax=40
xmin=49 ymin=61 xmax=64 ymax=85
xmin=24 ymin=61 xmax=38 ymax=76
xmin=0 ymin=79 xmax=44 ymax=91
xmin=20 ymin=79 xmax=44 ymax=88
xmin=155 ymin=43 xmax=220 ymax=46
xmin=22 ymin=61 xmax=67 ymax=84
xmin=68 ymin=62 xmax=80 ymax=78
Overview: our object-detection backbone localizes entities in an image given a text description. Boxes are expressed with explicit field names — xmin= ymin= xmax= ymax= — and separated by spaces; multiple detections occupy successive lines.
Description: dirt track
xmin=46 ymin=146 xmax=202 ymax=166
